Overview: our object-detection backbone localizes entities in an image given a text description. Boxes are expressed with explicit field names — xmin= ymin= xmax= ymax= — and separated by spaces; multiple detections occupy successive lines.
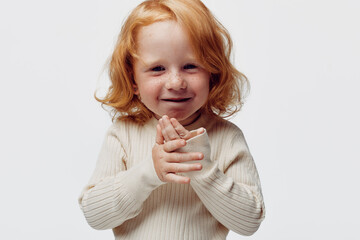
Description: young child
xmin=78 ymin=0 xmax=265 ymax=239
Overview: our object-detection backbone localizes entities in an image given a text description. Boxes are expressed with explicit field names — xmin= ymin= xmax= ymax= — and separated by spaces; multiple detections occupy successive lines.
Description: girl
xmin=78 ymin=0 xmax=265 ymax=239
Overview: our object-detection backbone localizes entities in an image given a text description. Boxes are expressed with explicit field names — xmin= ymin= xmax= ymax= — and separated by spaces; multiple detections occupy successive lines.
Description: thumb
xmin=156 ymin=124 xmax=164 ymax=144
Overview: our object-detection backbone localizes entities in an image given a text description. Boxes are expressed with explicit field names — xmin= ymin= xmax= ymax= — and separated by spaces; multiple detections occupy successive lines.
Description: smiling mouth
xmin=162 ymin=98 xmax=191 ymax=102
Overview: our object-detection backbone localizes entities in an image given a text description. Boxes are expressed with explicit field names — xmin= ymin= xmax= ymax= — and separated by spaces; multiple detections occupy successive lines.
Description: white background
xmin=1 ymin=0 xmax=359 ymax=239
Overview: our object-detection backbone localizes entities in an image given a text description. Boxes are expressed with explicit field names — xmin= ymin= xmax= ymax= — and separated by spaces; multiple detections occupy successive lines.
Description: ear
xmin=133 ymin=84 xmax=139 ymax=95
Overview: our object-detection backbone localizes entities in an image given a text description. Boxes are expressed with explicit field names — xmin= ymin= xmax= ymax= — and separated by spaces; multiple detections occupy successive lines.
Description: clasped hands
xmin=152 ymin=115 xmax=205 ymax=184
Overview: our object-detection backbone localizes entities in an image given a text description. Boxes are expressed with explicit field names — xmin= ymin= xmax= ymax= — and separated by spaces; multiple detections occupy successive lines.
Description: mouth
xmin=161 ymin=98 xmax=191 ymax=103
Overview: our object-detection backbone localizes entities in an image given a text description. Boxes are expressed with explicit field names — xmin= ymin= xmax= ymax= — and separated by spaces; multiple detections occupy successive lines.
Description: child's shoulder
xmin=111 ymin=118 xmax=140 ymax=130
xmin=106 ymin=117 xmax=156 ymax=138
xmin=209 ymin=116 xmax=244 ymax=136
xmin=104 ymin=118 xmax=143 ymax=138
xmin=103 ymin=118 xmax=154 ymax=151
xmin=205 ymin=116 xmax=249 ymax=147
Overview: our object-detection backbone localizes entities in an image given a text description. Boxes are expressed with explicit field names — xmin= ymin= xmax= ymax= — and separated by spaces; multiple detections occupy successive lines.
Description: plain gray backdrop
xmin=1 ymin=0 xmax=359 ymax=239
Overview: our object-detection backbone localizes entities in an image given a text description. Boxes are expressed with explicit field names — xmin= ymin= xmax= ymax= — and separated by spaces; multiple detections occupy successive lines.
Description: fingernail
xmin=198 ymin=153 xmax=203 ymax=159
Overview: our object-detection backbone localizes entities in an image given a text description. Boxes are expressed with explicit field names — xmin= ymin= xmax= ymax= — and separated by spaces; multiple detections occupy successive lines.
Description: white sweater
xmin=78 ymin=114 xmax=265 ymax=239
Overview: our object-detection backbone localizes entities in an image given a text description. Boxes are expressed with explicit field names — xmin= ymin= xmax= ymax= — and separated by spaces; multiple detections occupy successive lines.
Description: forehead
xmin=135 ymin=20 xmax=195 ymax=62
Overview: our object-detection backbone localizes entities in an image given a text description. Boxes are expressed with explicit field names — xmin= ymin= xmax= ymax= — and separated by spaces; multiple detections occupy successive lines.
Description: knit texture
xmin=78 ymin=114 xmax=265 ymax=239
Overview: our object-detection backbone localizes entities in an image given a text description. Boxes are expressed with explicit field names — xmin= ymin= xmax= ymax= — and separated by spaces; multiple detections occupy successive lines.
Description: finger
xmin=159 ymin=118 xmax=170 ymax=142
xmin=164 ymin=173 xmax=191 ymax=184
xmin=167 ymin=162 xmax=202 ymax=173
xmin=161 ymin=116 xmax=180 ymax=141
xmin=163 ymin=139 xmax=186 ymax=152
xmin=197 ymin=127 xmax=205 ymax=135
xmin=170 ymin=118 xmax=191 ymax=139
xmin=187 ymin=127 xmax=205 ymax=139
xmin=155 ymin=124 xmax=165 ymax=145
xmin=166 ymin=151 xmax=204 ymax=163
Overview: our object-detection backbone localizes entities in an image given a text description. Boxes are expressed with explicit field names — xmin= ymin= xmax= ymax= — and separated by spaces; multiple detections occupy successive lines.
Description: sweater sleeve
xmin=78 ymin=126 xmax=164 ymax=230
xmin=179 ymin=129 xmax=265 ymax=236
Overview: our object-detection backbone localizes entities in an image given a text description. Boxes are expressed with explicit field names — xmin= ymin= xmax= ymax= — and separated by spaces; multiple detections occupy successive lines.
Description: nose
xmin=165 ymin=71 xmax=187 ymax=91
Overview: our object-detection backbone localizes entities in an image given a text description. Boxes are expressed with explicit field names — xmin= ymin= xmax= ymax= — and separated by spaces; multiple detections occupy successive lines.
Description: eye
xmin=151 ymin=66 xmax=165 ymax=72
xmin=183 ymin=64 xmax=197 ymax=70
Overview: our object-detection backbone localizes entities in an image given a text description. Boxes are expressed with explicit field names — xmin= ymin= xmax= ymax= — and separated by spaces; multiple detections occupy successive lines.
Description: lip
xmin=161 ymin=97 xmax=192 ymax=102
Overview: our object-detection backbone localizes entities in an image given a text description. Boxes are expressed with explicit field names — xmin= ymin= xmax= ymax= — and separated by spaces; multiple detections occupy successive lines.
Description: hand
xmin=152 ymin=122 xmax=204 ymax=184
xmin=159 ymin=115 xmax=204 ymax=142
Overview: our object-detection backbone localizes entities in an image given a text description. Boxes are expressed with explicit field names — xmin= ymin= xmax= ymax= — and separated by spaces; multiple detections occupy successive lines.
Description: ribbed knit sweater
xmin=78 ymin=114 xmax=265 ymax=239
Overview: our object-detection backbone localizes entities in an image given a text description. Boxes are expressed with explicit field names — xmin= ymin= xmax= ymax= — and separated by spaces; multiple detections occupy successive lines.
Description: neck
xmin=180 ymin=111 xmax=201 ymax=126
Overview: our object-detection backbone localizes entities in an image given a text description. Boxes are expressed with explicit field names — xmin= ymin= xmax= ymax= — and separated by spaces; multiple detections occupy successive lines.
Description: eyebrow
xmin=136 ymin=59 xmax=162 ymax=72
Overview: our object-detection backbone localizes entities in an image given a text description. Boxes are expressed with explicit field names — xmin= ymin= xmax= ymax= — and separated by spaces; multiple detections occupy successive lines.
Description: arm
xmin=160 ymin=117 xmax=265 ymax=236
xmin=78 ymin=126 xmax=164 ymax=230
xmin=184 ymin=130 xmax=265 ymax=236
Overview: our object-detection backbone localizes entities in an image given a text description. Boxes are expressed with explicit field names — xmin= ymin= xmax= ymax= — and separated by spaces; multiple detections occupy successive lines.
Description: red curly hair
xmin=96 ymin=0 xmax=249 ymax=124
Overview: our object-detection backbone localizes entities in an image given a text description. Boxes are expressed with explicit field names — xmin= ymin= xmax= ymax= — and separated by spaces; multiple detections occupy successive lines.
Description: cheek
xmin=138 ymin=79 xmax=163 ymax=97
xmin=191 ymin=74 xmax=210 ymax=94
